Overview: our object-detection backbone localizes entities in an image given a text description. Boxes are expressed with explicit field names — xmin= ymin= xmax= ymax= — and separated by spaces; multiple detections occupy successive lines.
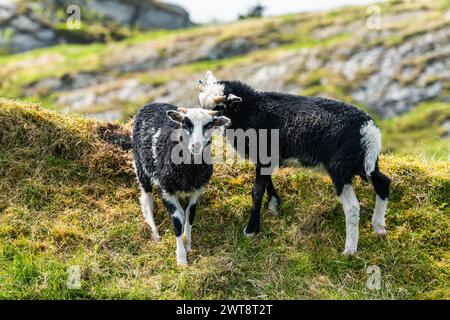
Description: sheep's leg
xmin=266 ymin=177 xmax=280 ymax=215
xmin=184 ymin=190 xmax=203 ymax=252
xmin=245 ymin=166 xmax=270 ymax=237
xmin=370 ymin=169 xmax=391 ymax=239
xmin=161 ymin=192 xmax=187 ymax=266
xmin=140 ymin=189 xmax=160 ymax=242
xmin=135 ymin=160 xmax=160 ymax=242
xmin=339 ymin=184 xmax=360 ymax=255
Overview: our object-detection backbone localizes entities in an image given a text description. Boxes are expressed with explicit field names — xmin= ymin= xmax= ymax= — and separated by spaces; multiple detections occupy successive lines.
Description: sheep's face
xmin=167 ymin=108 xmax=231 ymax=155
xmin=198 ymin=71 xmax=242 ymax=111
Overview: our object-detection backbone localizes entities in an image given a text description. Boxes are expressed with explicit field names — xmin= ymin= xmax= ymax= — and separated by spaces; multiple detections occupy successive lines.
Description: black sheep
xmin=198 ymin=71 xmax=390 ymax=255
xmin=132 ymin=102 xmax=230 ymax=265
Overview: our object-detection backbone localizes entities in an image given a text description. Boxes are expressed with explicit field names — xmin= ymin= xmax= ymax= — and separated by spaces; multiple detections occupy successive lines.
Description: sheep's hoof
xmin=342 ymin=248 xmax=357 ymax=255
xmin=376 ymin=229 xmax=387 ymax=240
xmin=185 ymin=244 xmax=192 ymax=252
xmin=149 ymin=228 xmax=161 ymax=242
xmin=373 ymin=224 xmax=387 ymax=240
xmin=244 ymin=227 xmax=258 ymax=238
xmin=176 ymin=254 xmax=189 ymax=266
xmin=177 ymin=260 xmax=189 ymax=267
xmin=268 ymin=197 xmax=280 ymax=216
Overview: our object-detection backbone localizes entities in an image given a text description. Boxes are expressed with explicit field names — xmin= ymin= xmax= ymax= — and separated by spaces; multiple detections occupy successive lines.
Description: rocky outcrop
xmin=0 ymin=1 xmax=59 ymax=52
xmin=0 ymin=0 xmax=193 ymax=53
xmin=332 ymin=28 xmax=450 ymax=117
xmin=83 ymin=0 xmax=193 ymax=30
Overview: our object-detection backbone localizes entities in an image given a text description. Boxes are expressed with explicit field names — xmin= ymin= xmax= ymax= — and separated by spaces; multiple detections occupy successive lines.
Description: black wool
xmin=132 ymin=103 xmax=213 ymax=195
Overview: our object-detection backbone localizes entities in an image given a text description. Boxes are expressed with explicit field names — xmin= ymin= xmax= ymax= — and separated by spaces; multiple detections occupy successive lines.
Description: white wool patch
xmin=360 ymin=120 xmax=381 ymax=176
xmin=151 ymin=129 xmax=161 ymax=162
xmin=185 ymin=108 xmax=214 ymax=124
xmin=199 ymin=82 xmax=225 ymax=109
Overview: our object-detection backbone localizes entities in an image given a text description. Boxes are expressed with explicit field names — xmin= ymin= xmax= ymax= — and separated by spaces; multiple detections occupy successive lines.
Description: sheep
xmin=197 ymin=71 xmax=391 ymax=255
xmin=132 ymin=102 xmax=231 ymax=265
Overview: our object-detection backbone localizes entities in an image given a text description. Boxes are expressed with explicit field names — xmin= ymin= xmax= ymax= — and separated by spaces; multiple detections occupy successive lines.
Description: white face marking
xmin=184 ymin=109 xmax=215 ymax=155
xmin=199 ymin=71 xmax=225 ymax=109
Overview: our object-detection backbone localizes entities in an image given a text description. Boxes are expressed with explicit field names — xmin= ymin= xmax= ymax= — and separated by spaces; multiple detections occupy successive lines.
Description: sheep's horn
xmin=212 ymin=95 xmax=225 ymax=103
xmin=178 ymin=107 xmax=188 ymax=113
xmin=206 ymin=71 xmax=217 ymax=84
xmin=206 ymin=110 xmax=219 ymax=116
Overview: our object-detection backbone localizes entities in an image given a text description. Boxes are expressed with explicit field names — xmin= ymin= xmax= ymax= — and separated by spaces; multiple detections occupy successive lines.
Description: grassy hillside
xmin=1 ymin=99 xmax=448 ymax=299
xmin=382 ymin=101 xmax=450 ymax=160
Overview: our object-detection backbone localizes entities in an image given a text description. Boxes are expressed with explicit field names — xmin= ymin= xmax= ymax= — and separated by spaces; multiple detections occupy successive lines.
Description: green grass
xmin=381 ymin=101 xmax=450 ymax=161
xmin=0 ymin=99 xmax=448 ymax=299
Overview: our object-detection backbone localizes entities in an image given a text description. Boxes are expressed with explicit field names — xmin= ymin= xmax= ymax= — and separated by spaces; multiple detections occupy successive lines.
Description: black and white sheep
xmin=132 ymin=102 xmax=230 ymax=265
xmin=198 ymin=71 xmax=391 ymax=255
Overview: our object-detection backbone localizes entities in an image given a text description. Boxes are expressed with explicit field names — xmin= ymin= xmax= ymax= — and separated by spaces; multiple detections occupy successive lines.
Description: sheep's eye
xmin=203 ymin=122 xmax=213 ymax=133
xmin=182 ymin=122 xmax=193 ymax=133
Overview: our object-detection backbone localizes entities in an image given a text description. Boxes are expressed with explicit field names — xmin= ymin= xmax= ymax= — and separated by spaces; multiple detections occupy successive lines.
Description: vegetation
xmin=381 ymin=101 xmax=450 ymax=161
xmin=0 ymin=99 xmax=448 ymax=299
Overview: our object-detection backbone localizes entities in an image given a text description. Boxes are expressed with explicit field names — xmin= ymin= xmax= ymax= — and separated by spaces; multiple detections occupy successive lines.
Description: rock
xmin=57 ymin=78 xmax=153 ymax=112
xmin=88 ymin=0 xmax=135 ymax=25
xmin=25 ymin=72 xmax=112 ymax=96
xmin=350 ymin=28 xmax=450 ymax=118
xmin=0 ymin=0 xmax=193 ymax=53
xmin=54 ymin=0 xmax=193 ymax=30
xmin=135 ymin=2 xmax=192 ymax=29
xmin=0 ymin=3 xmax=60 ymax=52
xmin=10 ymin=15 xmax=41 ymax=32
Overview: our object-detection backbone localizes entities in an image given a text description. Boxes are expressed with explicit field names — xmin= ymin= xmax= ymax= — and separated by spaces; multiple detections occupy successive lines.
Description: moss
xmin=0 ymin=99 xmax=448 ymax=299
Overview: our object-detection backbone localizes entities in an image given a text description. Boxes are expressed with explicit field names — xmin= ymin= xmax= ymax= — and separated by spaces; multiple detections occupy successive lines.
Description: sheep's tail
xmin=360 ymin=120 xmax=382 ymax=176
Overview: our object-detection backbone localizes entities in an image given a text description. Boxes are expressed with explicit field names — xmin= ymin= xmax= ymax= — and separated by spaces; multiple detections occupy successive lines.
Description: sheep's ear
xmin=227 ymin=94 xmax=242 ymax=104
xmin=166 ymin=110 xmax=185 ymax=123
xmin=213 ymin=116 xmax=231 ymax=128
xmin=206 ymin=71 xmax=217 ymax=84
